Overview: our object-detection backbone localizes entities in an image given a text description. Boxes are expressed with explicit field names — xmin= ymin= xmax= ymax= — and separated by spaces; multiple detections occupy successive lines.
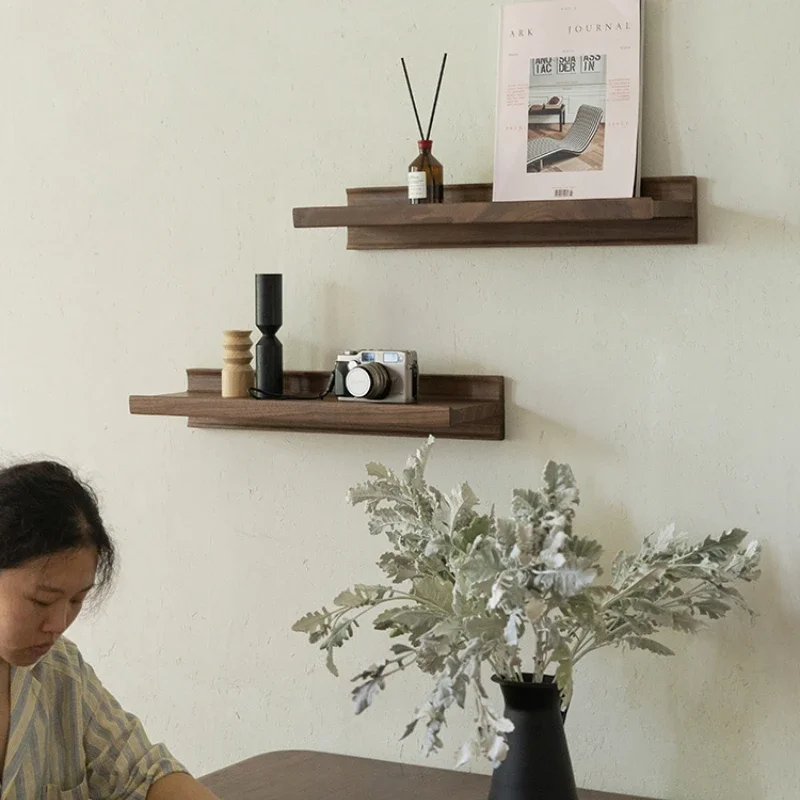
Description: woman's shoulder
xmin=31 ymin=636 xmax=88 ymax=685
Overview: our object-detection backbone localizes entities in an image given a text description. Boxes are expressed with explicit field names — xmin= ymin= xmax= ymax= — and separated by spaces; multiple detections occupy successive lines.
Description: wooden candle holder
xmin=221 ymin=330 xmax=254 ymax=398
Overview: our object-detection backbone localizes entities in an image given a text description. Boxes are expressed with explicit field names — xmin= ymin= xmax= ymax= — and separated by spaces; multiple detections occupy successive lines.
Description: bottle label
xmin=408 ymin=172 xmax=427 ymax=200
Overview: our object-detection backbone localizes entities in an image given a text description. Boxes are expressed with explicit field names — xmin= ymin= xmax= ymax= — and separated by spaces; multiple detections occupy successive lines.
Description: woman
xmin=0 ymin=461 xmax=219 ymax=799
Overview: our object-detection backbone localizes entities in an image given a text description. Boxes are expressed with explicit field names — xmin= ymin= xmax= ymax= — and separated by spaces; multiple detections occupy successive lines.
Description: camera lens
xmin=345 ymin=363 xmax=391 ymax=399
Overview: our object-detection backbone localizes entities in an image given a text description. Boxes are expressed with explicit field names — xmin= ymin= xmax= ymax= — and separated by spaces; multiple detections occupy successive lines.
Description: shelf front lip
xmin=293 ymin=198 xmax=693 ymax=229
xmin=129 ymin=394 xmax=501 ymax=431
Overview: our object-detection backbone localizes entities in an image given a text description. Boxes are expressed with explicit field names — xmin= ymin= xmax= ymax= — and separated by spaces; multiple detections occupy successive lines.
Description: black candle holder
xmin=254 ymin=274 xmax=283 ymax=398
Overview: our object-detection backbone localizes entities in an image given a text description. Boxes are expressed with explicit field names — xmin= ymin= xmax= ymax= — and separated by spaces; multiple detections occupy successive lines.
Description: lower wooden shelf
xmin=129 ymin=369 xmax=505 ymax=441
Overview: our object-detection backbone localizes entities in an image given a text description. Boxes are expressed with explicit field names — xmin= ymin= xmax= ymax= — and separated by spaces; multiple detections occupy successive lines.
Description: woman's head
xmin=0 ymin=461 xmax=115 ymax=665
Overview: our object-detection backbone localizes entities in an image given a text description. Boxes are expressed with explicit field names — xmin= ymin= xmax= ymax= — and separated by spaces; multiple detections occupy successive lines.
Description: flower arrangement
xmin=293 ymin=438 xmax=762 ymax=767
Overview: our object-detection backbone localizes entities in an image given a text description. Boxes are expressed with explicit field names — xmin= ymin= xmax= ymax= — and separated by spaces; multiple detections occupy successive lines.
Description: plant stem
xmin=378 ymin=653 xmax=419 ymax=679
xmin=568 ymin=629 xmax=594 ymax=664
xmin=326 ymin=603 xmax=387 ymax=646
xmin=487 ymin=655 xmax=500 ymax=675
xmin=572 ymin=637 xmax=598 ymax=664
xmin=600 ymin=570 xmax=659 ymax=610
xmin=533 ymin=627 xmax=548 ymax=682
xmin=324 ymin=590 xmax=449 ymax=652
xmin=394 ymin=590 xmax=451 ymax=615
xmin=659 ymin=583 xmax=708 ymax=609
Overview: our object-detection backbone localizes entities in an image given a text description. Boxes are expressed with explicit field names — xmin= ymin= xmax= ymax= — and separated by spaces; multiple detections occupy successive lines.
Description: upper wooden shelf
xmin=293 ymin=176 xmax=698 ymax=250
xmin=129 ymin=369 xmax=504 ymax=441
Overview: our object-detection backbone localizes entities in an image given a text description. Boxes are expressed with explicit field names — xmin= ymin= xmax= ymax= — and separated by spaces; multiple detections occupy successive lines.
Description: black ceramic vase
xmin=487 ymin=674 xmax=578 ymax=800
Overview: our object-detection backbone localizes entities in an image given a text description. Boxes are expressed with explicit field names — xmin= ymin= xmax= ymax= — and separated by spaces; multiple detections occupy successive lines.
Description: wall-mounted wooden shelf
xmin=293 ymin=176 xmax=698 ymax=250
xmin=129 ymin=369 xmax=505 ymax=441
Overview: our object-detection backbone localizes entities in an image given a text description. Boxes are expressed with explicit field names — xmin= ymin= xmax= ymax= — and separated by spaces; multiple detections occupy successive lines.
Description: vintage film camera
xmin=334 ymin=350 xmax=418 ymax=403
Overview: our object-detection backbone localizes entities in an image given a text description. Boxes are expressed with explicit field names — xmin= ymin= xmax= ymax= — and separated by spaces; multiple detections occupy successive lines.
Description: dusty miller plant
xmin=293 ymin=438 xmax=762 ymax=768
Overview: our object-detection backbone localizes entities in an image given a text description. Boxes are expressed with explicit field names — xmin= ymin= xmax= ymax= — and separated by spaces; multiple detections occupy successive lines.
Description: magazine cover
xmin=493 ymin=0 xmax=642 ymax=202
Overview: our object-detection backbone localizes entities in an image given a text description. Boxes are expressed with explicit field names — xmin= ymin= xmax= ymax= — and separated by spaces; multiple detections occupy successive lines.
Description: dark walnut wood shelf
xmin=293 ymin=176 xmax=698 ymax=250
xmin=129 ymin=370 xmax=505 ymax=441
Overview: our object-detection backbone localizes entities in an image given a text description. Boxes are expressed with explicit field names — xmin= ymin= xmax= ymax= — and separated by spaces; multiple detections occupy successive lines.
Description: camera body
xmin=334 ymin=350 xmax=418 ymax=404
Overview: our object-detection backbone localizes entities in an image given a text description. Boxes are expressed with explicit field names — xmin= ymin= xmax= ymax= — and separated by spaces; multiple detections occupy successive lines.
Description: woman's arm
xmin=78 ymin=650 xmax=217 ymax=799
xmin=147 ymin=773 xmax=220 ymax=799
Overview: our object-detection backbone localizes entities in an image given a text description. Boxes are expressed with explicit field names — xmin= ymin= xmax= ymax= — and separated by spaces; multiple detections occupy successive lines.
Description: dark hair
xmin=0 ymin=461 xmax=116 ymax=593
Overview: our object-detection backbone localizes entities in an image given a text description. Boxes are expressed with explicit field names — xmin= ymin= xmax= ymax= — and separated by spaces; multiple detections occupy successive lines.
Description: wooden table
xmin=200 ymin=750 xmax=655 ymax=799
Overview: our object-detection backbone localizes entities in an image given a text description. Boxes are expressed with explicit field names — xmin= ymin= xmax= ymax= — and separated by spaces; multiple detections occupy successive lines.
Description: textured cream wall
xmin=1 ymin=2 xmax=798 ymax=798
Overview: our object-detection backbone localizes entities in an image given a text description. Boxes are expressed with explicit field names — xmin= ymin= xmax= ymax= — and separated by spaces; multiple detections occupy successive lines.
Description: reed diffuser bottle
xmin=402 ymin=54 xmax=448 ymax=205
xmin=409 ymin=140 xmax=444 ymax=204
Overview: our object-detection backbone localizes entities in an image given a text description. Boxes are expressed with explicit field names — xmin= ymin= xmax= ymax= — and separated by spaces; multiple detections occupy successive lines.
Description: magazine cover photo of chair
xmin=526 ymin=104 xmax=604 ymax=173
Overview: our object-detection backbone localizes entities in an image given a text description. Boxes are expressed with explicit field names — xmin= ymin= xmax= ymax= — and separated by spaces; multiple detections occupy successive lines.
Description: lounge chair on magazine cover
xmin=526 ymin=104 xmax=604 ymax=172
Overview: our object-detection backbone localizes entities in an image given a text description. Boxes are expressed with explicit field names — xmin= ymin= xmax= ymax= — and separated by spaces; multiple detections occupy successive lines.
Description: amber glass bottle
xmin=408 ymin=140 xmax=444 ymax=204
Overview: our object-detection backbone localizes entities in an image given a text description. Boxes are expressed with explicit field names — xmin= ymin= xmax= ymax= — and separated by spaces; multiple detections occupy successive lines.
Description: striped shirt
xmin=2 ymin=637 xmax=187 ymax=799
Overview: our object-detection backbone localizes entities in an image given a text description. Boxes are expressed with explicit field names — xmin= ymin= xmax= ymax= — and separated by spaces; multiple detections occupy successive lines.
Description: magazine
xmin=493 ymin=0 xmax=643 ymax=202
